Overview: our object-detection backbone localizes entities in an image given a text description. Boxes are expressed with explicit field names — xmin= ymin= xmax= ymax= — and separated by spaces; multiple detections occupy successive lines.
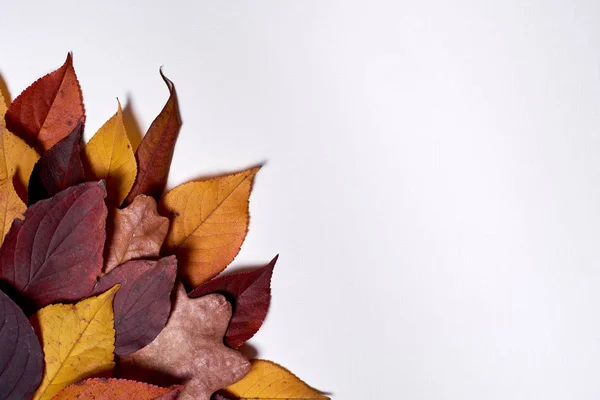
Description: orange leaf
xmin=5 ymin=53 xmax=85 ymax=152
xmin=53 ymin=378 xmax=182 ymax=400
xmin=223 ymin=360 xmax=329 ymax=399
xmin=160 ymin=167 xmax=260 ymax=287
xmin=0 ymin=179 xmax=25 ymax=244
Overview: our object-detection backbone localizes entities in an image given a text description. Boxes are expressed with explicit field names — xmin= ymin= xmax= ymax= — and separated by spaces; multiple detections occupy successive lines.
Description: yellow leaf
xmin=0 ymin=179 xmax=25 ymax=243
xmin=224 ymin=360 xmax=330 ymax=399
xmin=31 ymin=285 xmax=119 ymax=400
xmin=0 ymin=91 xmax=39 ymax=195
xmin=160 ymin=166 xmax=259 ymax=287
xmin=83 ymin=101 xmax=137 ymax=206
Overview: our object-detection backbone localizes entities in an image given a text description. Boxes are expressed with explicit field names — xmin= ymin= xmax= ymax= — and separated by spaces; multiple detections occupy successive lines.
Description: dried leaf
xmin=0 ymin=288 xmax=43 ymax=399
xmin=0 ymin=182 xmax=107 ymax=312
xmin=118 ymin=284 xmax=251 ymax=400
xmin=223 ymin=360 xmax=329 ymax=399
xmin=27 ymin=121 xmax=85 ymax=205
xmin=5 ymin=53 xmax=85 ymax=152
xmin=30 ymin=285 xmax=119 ymax=400
xmin=189 ymin=256 xmax=277 ymax=349
xmin=91 ymin=257 xmax=177 ymax=355
xmin=105 ymin=195 xmax=169 ymax=273
xmin=124 ymin=70 xmax=181 ymax=205
xmin=0 ymin=179 xmax=26 ymax=245
xmin=83 ymin=101 xmax=137 ymax=207
xmin=53 ymin=378 xmax=182 ymax=400
xmin=0 ymin=91 xmax=40 ymax=202
xmin=160 ymin=167 xmax=260 ymax=287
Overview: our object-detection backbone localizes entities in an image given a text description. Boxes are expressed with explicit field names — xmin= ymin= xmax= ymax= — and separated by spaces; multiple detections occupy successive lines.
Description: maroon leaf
xmin=5 ymin=53 xmax=85 ymax=152
xmin=189 ymin=255 xmax=277 ymax=349
xmin=27 ymin=121 xmax=85 ymax=205
xmin=0 ymin=182 xmax=107 ymax=313
xmin=91 ymin=257 xmax=177 ymax=355
xmin=124 ymin=70 xmax=181 ymax=205
xmin=0 ymin=288 xmax=43 ymax=399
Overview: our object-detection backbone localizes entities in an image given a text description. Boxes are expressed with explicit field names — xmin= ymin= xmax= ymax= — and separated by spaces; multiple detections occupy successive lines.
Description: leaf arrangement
xmin=0 ymin=54 xmax=328 ymax=400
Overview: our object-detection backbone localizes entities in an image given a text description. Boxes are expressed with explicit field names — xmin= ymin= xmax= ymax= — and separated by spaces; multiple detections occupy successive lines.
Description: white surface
xmin=2 ymin=1 xmax=600 ymax=398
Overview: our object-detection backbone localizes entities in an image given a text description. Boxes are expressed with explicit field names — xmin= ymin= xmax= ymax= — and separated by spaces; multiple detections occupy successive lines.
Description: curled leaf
xmin=91 ymin=257 xmax=177 ymax=355
xmin=105 ymin=194 xmax=169 ymax=273
xmin=118 ymin=284 xmax=250 ymax=400
xmin=53 ymin=378 xmax=182 ymax=400
xmin=30 ymin=285 xmax=119 ymax=400
xmin=124 ymin=70 xmax=181 ymax=205
xmin=223 ymin=360 xmax=330 ymax=399
xmin=0 ymin=182 xmax=107 ymax=312
xmin=27 ymin=121 xmax=85 ymax=205
xmin=0 ymin=289 xmax=43 ymax=399
xmin=83 ymin=101 xmax=137 ymax=207
xmin=190 ymin=255 xmax=277 ymax=349
xmin=160 ymin=166 xmax=260 ymax=287
xmin=5 ymin=53 xmax=85 ymax=152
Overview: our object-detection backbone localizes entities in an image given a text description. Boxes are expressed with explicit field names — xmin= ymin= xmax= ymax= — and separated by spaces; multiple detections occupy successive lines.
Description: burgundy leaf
xmin=0 ymin=288 xmax=43 ymax=399
xmin=5 ymin=53 xmax=85 ymax=152
xmin=91 ymin=257 xmax=177 ymax=355
xmin=124 ymin=70 xmax=181 ymax=205
xmin=0 ymin=182 xmax=107 ymax=313
xmin=27 ymin=121 xmax=85 ymax=205
xmin=189 ymin=255 xmax=277 ymax=349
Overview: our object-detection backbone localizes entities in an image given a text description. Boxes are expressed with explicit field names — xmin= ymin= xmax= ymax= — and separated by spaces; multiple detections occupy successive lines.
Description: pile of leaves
xmin=0 ymin=54 xmax=328 ymax=400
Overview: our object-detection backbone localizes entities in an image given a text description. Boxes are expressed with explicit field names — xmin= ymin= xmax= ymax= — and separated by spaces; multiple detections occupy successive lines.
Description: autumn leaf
xmin=0 ymin=179 xmax=26 ymax=245
xmin=190 ymin=256 xmax=277 ymax=349
xmin=160 ymin=166 xmax=260 ymax=288
xmin=118 ymin=283 xmax=250 ymax=400
xmin=28 ymin=121 xmax=85 ymax=205
xmin=5 ymin=53 xmax=85 ymax=152
xmin=124 ymin=70 xmax=181 ymax=205
xmin=53 ymin=378 xmax=182 ymax=400
xmin=91 ymin=257 xmax=177 ymax=355
xmin=222 ymin=360 xmax=329 ymax=399
xmin=0 ymin=289 xmax=43 ymax=399
xmin=0 ymin=182 xmax=107 ymax=313
xmin=0 ymin=91 xmax=40 ymax=202
xmin=83 ymin=101 xmax=137 ymax=207
xmin=105 ymin=195 xmax=169 ymax=273
xmin=30 ymin=285 xmax=119 ymax=400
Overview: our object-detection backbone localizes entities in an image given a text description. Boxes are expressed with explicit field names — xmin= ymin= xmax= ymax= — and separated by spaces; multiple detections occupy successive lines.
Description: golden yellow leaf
xmin=83 ymin=101 xmax=137 ymax=206
xmin=223 ymin=360 xmax=330 ymax=399
xmin=30 ymin=285 xmax=119 ymax=400
xmin=160 ymin=166 xmax=260 ymax=287
xmin=0 ymin=91 xmax=39 ymax=196
xmin=0 ymin=179 xmax=25 ymax=243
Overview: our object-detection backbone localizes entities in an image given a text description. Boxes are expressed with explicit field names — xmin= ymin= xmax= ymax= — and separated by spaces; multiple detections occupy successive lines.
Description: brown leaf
xmin=53 ymin=378 xmax=182 ymax=400
xmin=5 ymin=53 xmax=85 ymax=152
xmin=105 ymin=195 xmax=169 ymax=273
xmin=117 ymin=283 xmax=250 ymax=400
xmin=91 ymin=257 xmax=177 ymax=355
xmin=124 ymin=70 xmax=181 ymax=205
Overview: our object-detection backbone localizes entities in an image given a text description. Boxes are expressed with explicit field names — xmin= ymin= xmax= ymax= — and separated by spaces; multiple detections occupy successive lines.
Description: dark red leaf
xmin=0 ymin=288 xmax=43 ymax=399
xmin=91 ymin=257 xmax=177 ymax=355
xmin=27 ymin=121 xmax=86 ymax=205
xmin=0 ymin=182 xmax=107 ymax=313
xmin=124 ymin=70 xmax=181 ymax=205
xmin=189 ymin=255 xmax=278 ymax=349
xmin=211 ymin=392 xmax=235 ymax=400
xmin=5 ymin=53 xmax=85 ymax=152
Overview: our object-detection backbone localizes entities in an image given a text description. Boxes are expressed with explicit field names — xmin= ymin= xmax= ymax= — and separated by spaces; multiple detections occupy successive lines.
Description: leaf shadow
xmin=0 ymin=71 xmax=11 ymax=104
xmin=122 ymin=95 xmax=144 ymax=152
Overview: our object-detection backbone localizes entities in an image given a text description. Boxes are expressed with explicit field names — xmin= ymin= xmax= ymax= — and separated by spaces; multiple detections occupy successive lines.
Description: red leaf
xmin=5 ymin=53 xmax=85 ymax=152
xmin=0 ymin=182 xmax=107 ymax=313
xmin=27 ymin=121 xmax=85 ymax=205
xmin=91 ymin=257 xmax=177 ymax=355
xmin=189 ymin=255 xmax=277 ymax=349
xmin=0 ymin=288 xmax=43 ymax=399
xmin=124 ymin=70 xmax=181 ymax=205
xmin=53 ymin=378 xmax=183 ymax=400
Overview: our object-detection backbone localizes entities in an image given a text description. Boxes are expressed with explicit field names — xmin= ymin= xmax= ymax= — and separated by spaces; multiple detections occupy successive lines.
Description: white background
xmin=2 ymin=1 xmax=600 ymax=399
